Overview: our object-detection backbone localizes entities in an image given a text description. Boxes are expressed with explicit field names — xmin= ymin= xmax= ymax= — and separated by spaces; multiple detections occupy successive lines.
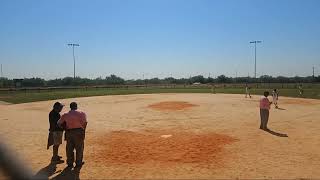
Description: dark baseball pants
xmin=260 ymin=109 xmax=269 ymax=130
xmin=65 ymin=128 xmax=85 ymax=166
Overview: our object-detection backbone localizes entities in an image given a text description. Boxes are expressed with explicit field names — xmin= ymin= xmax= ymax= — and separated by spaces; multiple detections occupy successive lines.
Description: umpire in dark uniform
xmin=48 ymin=102 xmax=64 ymax=163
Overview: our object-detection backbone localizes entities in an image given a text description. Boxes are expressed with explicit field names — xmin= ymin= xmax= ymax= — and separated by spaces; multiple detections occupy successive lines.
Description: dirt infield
xmin=92 ymin=129 xmax=237 ymax=166
xmin=0 ymin=93 xmax=320 ymax=179
xmin=148 ymin=101 xmax=197 ymax=111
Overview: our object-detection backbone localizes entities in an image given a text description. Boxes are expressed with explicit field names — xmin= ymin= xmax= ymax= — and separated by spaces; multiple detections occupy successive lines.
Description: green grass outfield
xmin=0 ymin=86 xmax=320 ymax=104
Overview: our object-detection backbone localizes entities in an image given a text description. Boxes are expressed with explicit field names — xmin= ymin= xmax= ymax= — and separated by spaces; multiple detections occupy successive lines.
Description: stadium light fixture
xmin=67 ymin=43 xmax=80 ymax=79
xmin=250 ymin=40 xmax=262 ymax=78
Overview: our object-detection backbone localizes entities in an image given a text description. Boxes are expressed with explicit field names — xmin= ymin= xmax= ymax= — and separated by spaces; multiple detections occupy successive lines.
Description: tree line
xmin=0 ymin=74 xmax=319 ymax=88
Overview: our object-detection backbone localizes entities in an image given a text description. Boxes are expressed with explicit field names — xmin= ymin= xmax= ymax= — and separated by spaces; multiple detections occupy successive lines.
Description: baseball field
xmin=1 ymin=92 xmax=320 ymax=179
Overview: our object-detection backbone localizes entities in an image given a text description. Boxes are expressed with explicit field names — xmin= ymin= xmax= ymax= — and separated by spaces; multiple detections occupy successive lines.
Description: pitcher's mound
xmin=148 ymin=101 xmax=197 ymax=111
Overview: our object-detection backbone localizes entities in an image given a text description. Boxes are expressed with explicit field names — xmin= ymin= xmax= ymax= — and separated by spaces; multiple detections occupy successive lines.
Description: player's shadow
xmin=265 ymin=128 xmax=288 ymax=137
xmin=33 ymin=162 xmax=62 ymax=179
xmin=276 ymin=107 xmax=286 ymax=110
xmin=51 ymin=166 xmax=81 ymax=180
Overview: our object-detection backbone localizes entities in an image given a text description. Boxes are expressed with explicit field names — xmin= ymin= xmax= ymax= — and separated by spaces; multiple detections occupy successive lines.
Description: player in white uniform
xmin=245 ymin=84 xmax=251 ymax=98
xmin=272 ymin=89 xmax=279 ymax=108
xmin=298 ymin=84 xmax=303 ymax=96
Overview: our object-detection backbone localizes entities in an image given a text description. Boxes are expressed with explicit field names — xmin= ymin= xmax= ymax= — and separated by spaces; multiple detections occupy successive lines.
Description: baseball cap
xmin=53 ymin=102 xmax=64 ymax=109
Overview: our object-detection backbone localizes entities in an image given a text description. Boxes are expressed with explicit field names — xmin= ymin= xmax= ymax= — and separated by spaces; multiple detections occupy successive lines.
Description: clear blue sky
xmin=0 ymin=0 xmax=319 ymax=80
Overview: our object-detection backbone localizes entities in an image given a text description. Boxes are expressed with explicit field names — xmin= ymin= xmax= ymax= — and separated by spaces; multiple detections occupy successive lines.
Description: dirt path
xmin=0 ymin=93 xmax=320 ymax=179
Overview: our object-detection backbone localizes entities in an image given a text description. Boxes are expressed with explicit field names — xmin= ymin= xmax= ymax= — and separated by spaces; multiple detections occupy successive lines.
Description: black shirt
xmin=49 ymin=110 xmax=63 ymax=131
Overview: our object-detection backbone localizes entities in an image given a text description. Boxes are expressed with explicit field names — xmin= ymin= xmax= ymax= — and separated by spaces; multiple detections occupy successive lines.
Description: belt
xmin=66 ymin=128 xmax=84 ymax=131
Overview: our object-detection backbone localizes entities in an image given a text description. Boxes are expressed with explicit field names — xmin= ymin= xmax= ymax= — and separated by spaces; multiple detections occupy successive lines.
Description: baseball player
xmin=245 ymin=84 xmax=251 ymax=98
xmin=260 ymin=91 xmax=272 ymax=130
xmin=272 ymin=89 xmax=279 ymax=108
xmin=298 ymin=84 xmax=304 ymax=96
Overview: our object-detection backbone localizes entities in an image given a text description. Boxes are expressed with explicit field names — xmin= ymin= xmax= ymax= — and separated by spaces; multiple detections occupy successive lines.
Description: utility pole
xmin=250 ymin=41 xmax=262 ymax=79
xmin=67 ymin=43 xmax=80 ymax=79
xmin=235 ymin=71 xmax=238 ymax=83
xmin=313 ymin=66 xmax=315 ymax=78
xmin=0 ymin=64 xmax=3 ymax=78
xmin=313 ymin=66 xmax=315 ymax=83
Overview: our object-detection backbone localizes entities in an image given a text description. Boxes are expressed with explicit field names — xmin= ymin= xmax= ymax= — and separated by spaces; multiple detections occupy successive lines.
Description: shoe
xmin=74 ymin=162 xmax=85 ymax=169
xmin=51 ymin=156 xmax=59 ymax=161
xmin=51 ymin=157 xmax=64 ymax=164
xmin=57 ymin=159 xmax=65 ymax=164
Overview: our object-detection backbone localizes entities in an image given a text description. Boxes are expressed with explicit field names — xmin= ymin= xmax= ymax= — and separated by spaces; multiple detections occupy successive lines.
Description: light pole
xmin=313 ymin=66 xmax=315 ymax=78
xmin=313 ymin=66 xmax=315 ymax=82
xmin=250 ymin=40 xmax=262 ymax=78
xmin=1 ymin=64 xmax=3 ymax=78
xmin=67 ymin=43 xmax=80 ymax=79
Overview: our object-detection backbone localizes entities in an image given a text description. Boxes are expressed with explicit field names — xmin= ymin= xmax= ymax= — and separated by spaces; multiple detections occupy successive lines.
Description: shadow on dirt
xmin=34 ymin=162 xmax=61 ymax=179
xmin=34 ymin=162 xmax=81 ymax=180
xmin=276 ymin=107 xmax=286 ymax=110
xmin=51 ymin=166 xmax=81 ymax=180
xmin=265 ymin=129 xmax=288 ymax=137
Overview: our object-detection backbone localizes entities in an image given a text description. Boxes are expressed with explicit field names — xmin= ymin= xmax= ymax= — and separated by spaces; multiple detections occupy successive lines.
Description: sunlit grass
xmin=0 ymin=87 xmax=319 ymax=104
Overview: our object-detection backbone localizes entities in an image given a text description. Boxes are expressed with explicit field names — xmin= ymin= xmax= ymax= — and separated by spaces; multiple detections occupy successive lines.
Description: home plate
xmin=160 ymin=134 xmax=172 ymax=138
